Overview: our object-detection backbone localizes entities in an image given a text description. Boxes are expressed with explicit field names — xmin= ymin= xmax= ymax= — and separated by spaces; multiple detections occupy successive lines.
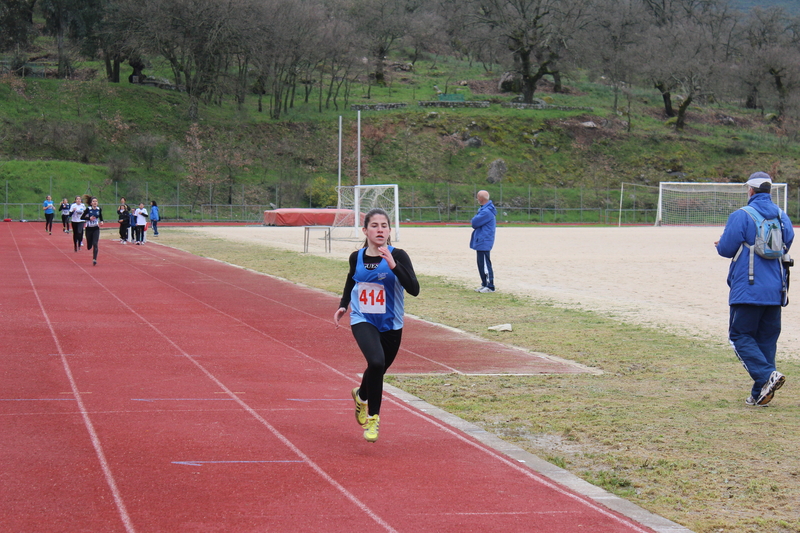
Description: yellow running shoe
xmin=363 ymin=414 xmax=380 ymax=442
xmin=352 ymin=387 xmax=368 ymax=426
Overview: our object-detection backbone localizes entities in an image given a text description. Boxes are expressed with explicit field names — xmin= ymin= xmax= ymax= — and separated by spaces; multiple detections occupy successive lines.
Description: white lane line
xmin=133 ymin=245 xmax=656 ymax=533
xmin=38 ymin=239 xmax=400 ymax=533
xmin=10 ymin=227 xmax=137 ymax=533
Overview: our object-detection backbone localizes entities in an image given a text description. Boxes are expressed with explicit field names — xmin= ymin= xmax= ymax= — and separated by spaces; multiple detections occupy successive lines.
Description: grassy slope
xmin=156 ymin=230 xmax=800 ymax=533
xmin=3 ymin=57 xmax=800 ymax=212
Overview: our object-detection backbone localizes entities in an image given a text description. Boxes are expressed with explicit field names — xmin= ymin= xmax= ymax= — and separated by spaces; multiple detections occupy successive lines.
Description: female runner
xmin=42 ymin=195 xmax=55 ymax=234
xmin=59 ymin=198 xmax=71 ymax=233
xmin=334 ymin=208 xmax=419 ymax=442
xmin=81 ymin=197 xmax=104 ymax=265
xmin=68 ymin=196 xmax=86 ymax=252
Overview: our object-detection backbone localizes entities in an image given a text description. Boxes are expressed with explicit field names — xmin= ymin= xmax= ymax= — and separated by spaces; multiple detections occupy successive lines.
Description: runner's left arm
xmin=390 ymin=248 xmax=420 ymax=297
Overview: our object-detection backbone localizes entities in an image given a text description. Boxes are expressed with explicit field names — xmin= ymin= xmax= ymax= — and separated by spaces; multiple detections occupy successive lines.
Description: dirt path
xmin=176 ymin=225 xmax=800 ymax=361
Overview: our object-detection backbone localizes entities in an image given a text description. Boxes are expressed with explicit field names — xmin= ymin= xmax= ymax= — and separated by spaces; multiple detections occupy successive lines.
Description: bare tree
xmin=117 ymin=0 xmax=250 ymax=119
xmin=248 ymin=0 xmax=323 ymax=119
xmin=730 ymin=7 xmax=800 ymax=121
xmin=637 ymin=0 xmax=738 ymax=128
xmin=345 ymin=0 xmax=421 ymax=86
xmin=0 ymin=0 xmax=37 ymax=51
xmin=579 ymin=0 xmax=648 ymax=113
xmin=468 ymin=0 xmax=591 ymax=103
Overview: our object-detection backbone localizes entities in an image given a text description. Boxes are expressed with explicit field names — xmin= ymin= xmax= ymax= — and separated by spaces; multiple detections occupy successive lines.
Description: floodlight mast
xmin=354 ymin=111 xmax=361 ymax=236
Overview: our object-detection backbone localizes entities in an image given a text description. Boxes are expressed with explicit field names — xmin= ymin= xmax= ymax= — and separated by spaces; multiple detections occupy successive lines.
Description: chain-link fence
xmin=7 ymin=180 xmax=800 ymax=225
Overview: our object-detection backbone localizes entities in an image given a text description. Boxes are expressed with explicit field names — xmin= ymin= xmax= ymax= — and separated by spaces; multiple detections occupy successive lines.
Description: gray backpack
xmin=734 ymin=205 xmax=785 ymax=285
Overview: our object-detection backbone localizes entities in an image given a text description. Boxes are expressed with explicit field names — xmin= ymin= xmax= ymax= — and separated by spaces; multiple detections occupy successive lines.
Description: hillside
xmin=2 ymin=56 xmax=800 ymax=222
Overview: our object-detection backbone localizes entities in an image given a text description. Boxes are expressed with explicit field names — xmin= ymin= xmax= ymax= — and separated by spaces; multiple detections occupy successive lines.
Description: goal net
xmin=332 ymin=184 xmax=400 ymax=241
xmin=655 ymin=182 xmax=788 ymax=226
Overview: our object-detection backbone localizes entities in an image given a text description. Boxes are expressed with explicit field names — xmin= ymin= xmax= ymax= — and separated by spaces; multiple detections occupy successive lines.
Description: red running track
xmin=1 ymin=223 xmax=682 ymax=533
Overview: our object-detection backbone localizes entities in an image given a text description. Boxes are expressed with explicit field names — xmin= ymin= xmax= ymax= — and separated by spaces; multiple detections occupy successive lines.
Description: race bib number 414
xmin=357 ymin=282 xmax=386 ymax=314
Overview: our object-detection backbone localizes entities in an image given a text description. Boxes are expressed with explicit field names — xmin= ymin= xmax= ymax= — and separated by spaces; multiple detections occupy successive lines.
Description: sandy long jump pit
xmin=180 ymin=225 xmax=800 ymax=361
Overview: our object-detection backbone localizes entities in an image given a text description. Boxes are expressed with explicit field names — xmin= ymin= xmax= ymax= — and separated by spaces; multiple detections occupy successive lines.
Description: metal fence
xmin=6 ymin=202 xmax=657 ymax=225
xmin=6 ymin=179 xmax=797 ymax=226
xmin=2 ymin=203 xmax=272 ymax=223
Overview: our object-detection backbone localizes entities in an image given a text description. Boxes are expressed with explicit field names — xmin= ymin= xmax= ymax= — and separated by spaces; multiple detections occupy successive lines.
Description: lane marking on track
xmin=9 ymin=226 xmax=138 ymax=533
xmin=0 ymin=398 xmax=76 ymax=401
xmin=287 ymin=398 xmax=351 ymax=402
xmin=28 ymin=233 xmax=402 ymax=533
xmin=130 ymin=398 xmax=237 ymax=402
xmin=172 ymin=460 xmax=304 ymax=466
xmin=31 ymin=232 xmax=652 ymax=533
xmin=127 ymin=240 xmax=656 ymax=532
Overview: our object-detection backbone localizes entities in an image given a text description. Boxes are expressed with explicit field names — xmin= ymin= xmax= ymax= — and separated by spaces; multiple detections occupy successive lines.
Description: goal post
xmin=655 ymin=182 xmax=788 ymax=226
xmin=332 ymin=184 xmax=400 ymax=241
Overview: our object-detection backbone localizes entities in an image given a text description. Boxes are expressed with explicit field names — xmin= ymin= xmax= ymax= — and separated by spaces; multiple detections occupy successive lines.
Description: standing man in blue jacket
xmin=716 ymin=172 xmax=794 ymax=406
xmin=470 ymin=190 xmax=497 ymax=293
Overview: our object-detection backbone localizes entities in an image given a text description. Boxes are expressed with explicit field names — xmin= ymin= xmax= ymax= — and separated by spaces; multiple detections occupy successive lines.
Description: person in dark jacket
xmin=716 ymin=172 xmax=794 ymax=406
xmin=117 ymin=198 xmax=130 ymax=244
xmin=81 ymin=197 xmax=104 ymax=265
xmin=59 ymin=198 xmax=71 ymax=233
xmin=470 ymin=190 xmax=497 ymax=293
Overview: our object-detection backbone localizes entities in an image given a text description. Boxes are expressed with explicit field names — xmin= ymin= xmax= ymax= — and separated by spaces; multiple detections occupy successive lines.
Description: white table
xmin=303 ymin=226 xmax=332 ymax=253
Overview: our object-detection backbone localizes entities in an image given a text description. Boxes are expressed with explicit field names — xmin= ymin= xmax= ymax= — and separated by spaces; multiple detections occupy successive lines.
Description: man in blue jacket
xmin=470 ymin=190 xmax=497 ymax=293
xmin=716 ymin=172 xmax=794 ymax=406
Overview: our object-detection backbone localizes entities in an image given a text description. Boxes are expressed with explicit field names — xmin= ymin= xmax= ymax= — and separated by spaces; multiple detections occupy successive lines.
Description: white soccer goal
xmin=655 ymin=182 xmax=788 ymax=226
xmin=332 ymin=184 xmax=400 ymax=241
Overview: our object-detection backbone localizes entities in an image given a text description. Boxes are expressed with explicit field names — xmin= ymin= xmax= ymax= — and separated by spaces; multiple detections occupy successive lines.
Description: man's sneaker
xmin=478 ymin=286 xmax=495 ymax=293
xmin=474 ymin=286 xmax=485 ymax=292
xmin=363 ymin=414 xmax=380 ymax=442
xmin=756 ymin=371 xmax=785 ymax=406
xmin=351 ymin=387 xmax=368 ymax=426
xmin=745 ymin=395 xmax=769 ymax=407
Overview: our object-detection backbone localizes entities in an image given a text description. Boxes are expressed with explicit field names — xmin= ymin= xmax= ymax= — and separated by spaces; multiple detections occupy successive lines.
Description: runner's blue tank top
xmin=349 ymin=246 xmax=405 ymax=332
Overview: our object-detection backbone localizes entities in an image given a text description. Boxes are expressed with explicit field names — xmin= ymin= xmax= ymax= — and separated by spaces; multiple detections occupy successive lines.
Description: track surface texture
xmin=2 ymin=223 xmax=687 ymax=532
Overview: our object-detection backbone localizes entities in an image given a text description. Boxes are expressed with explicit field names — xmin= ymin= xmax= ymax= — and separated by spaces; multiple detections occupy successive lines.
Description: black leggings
xmin=85 ymin=226 xmax=100 ymax=260
xmin=119 ymin=222 xmax=129 ymax=240
xmin=61 ymin=214 xmax=69 ymax=231
xmin=351 ymin=322 xmax=402 ymax=416
xmin=71 ymin=221 xmax=84 ymax=249
xmin=45 ymin=213 xmax=54 ymax=232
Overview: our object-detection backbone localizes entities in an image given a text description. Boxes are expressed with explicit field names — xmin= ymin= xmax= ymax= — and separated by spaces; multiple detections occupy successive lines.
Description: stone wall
xmin=349 ymin=103 xmax=408 ymax=111
xmin=417 ymin=101 xmax=491 ymax=108
xmin=501 ymin=102 xmax=593 ymax=112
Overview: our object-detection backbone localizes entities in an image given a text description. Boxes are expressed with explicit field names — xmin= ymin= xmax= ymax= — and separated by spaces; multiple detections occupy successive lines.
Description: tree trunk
xmin=655 ymin=81 xmax=675 ymax=117
xmin=552 ymin=70 xmax=562 ymax=93
xmin=675 ymin=94 xmax=692 ymax=131
xmin=112 ymin=58 xmax=121 ymax=84
xmin=770 ymin=68 xmax=787 ymax=118
xmin=374 ymin=46 xmax=387 ymax=86
xmin=745 ymin=87 xmax=759 ymax=110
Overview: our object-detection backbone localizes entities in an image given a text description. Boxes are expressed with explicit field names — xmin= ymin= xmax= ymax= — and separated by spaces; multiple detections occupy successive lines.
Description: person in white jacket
xmin=133 ymin=203 xmax=148 ymax=244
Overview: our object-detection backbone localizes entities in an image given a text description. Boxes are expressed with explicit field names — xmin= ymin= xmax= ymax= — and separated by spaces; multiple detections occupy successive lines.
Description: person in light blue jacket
xmin=716 ymin=172 xmax=794 ymax=406
xmin=150 ymin=201 xmax=160 ymax=236
xmin=470 ymin=190 xmax=497 ymax=293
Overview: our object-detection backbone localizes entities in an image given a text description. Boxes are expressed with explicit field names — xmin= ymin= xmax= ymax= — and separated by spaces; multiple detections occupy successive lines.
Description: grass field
xmin=152 ymin=229 xmax=800 ymax=533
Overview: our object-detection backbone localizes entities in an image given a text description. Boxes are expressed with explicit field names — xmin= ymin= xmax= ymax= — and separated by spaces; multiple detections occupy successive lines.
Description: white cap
xmin=746 ymin=172 xmax=772 ymax=190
